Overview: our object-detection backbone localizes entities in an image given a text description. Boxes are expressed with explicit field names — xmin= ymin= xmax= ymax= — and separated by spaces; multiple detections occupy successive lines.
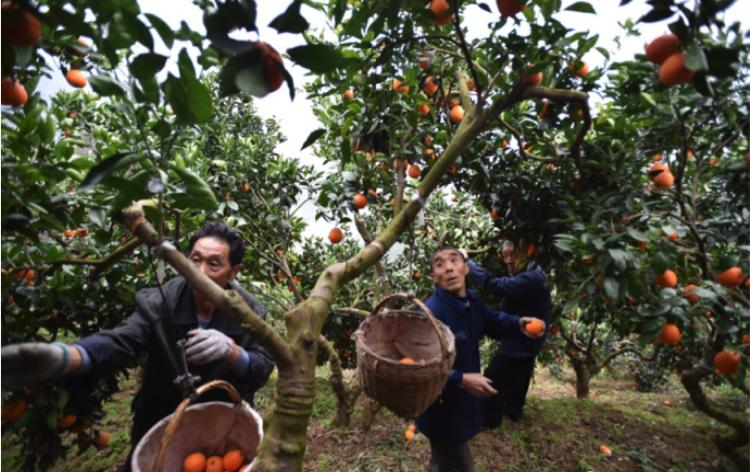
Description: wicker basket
xmin=354 ymin=293 xmax=456 ymax=419
xmin=131 ymin=380 xmax=263 ymax=472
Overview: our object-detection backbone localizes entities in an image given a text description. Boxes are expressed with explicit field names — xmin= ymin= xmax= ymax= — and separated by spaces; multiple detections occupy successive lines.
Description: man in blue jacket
xmin=463 ymin=240 xmax=551 ymax=427
xmin=416 ymin=245 xmax=545 ymax=471
xmin=1 ymin=221 xmax=275 ymax=468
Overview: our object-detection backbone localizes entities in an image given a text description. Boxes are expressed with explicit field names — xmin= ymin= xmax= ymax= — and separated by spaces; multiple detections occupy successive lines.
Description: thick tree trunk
xmin=357 ymin=396 xmax=383 ymax=432
xmin=570 ymin=356 xmax=591 ymax=399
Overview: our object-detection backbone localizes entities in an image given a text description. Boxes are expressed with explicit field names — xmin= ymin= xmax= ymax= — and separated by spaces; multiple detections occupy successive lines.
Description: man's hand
xmin=460 ymin=373 xmax=498 ymax=398
xmin=458 ymin=248 xmax=469 ymax=260
xmin=185 ymin=329 xmax=238 ymax=365
xmin=1 ymin=343 xmax=72 ymax=389
xmin=520 ymin=317 xmax=546 ymax=338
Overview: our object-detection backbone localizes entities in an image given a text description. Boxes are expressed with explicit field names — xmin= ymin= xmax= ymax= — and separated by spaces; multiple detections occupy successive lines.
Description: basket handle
xmin=153 ymin=380 xmax=242 ymax=472
xmin=370 ymin=293 xmax=450 ymax=361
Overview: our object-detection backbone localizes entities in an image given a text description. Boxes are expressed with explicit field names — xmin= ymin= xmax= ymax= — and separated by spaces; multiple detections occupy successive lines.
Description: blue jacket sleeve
xmin=468 ymin=260 xmax=546 ymax=297
xmin=475 ymin=297 xmax=524 ymax=340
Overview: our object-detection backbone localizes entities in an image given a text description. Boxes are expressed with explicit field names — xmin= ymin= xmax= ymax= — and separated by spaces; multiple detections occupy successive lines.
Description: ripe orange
xmin=717 ymin=266 xmax=743 ymax=287
xmin=353 ymin=193 xmax=367 ymax=209
xmin=206 ymin=455 xmax=223 ymax=472
xmin=412 ymin=270 xmax=422 ymax=280
xmin=183 ymin=452 xmax=206 ymax=472
xmin=258 ymin=41 xmax=284 ymax=92
xmin=572 ymin=61 xmax=589 ymax=77
xmin=649 ymin=161 xmax=668 ymax=173
xmin=497 ymin=0 xmax=524 ymax=16
xmin=418 ymin=103 xmax=430 ymax=117
xmin=704 ymin=311 xmax=713 ymax=319
xmin=713 ymin=350 xmax=740 ymax=375
xmin=2 ymin=6 xmax=41 ymax=47
xmin=64 ymin=228 xmax=75 ymax=238
xmin=500 ymin=139 xmax=509 ymax=149
xmin=663 ymin=400 xmax=671 ymax=406
xmin=328 ymin=227 xmax=343 ymax=244
xmin=637 ymin=241 xmax=647 ymax=249
xmin=223 ymin=449 xmax=246 ymax=472
xmin=524 ymin=319 xmax=544 ymax=336
xmin=404 ymin=429 xmax=415 ymax=441
xmin=656 ymin=269 xmax=678 ymax=288
xmin=65 ymin=69 xmax=87 ymax=88
xmin=659 ymin=52 xmax=694 ymax=87
xmin=95 ymin=431 xmax=110 ymax=448
xmin=523 ymin=69 xmax=543 ymax=86
xmin=423 ymin=76 xmax=438 ymax=97
xmin=400 ymin=357 xmax=415 ymax=364
xmin=708 ymin=158 xmax=717 ymax=167
xmin=549 ymin=324 xmax=560 ymax=335
xmin=240 ymin=182 xmax=250 ymax=193
xmin=70 ymin=38 xmax=91 ymax=58
xmin=448 ymin=165 xmax=458 ymax=175
xmin=490 ymin=209 xmax=499 ymax=220
xmin=342 ymin=89 xmax=354 ymax=102
xmin=424 ymin=148 xmax=436 ymax=159
xmin=419 ymin=51 xmax=430 ymax=70
xmin=449 ymin=105 xmax=464 ymax=123
xmin=423 ymin=134 xmax=432 ymax=147
xmin=58 ymin=414 xmax=77 ymax=429
xmin=645 ymin=34 xmax=681 ymax=65
xmin=407 ymin=164 xmax=421 ymax=179
xmin=657 ymin=323 xmax=680 ymax=345
xmin=407 ymin=423 xmax=416 ymax=432
xmin=653 ymin=170 xmax=674 ymax=188
xmin=429 ymin=0 xmax=452 ymax=24
xmin=741 ymin=334 xmax=750 ymax=345
xmin=466 ymin=79 xmax=477 ymax=91
xmin=392 ymin=78 xmax=402 ymax=91
xmin=2 ymin=399 xmax=27 ymax=424
xmin=76 ymin=227 xmax=88 ymax=237
xmin=526 ymin=243 xmax=537 ymax=256
xmin=598 ymin=444 xmax=612 ymax=456
xmin=683 ymin=284 xmax=699 ymax=303
xmin=1 ymin=78 xmax=28 ymax=107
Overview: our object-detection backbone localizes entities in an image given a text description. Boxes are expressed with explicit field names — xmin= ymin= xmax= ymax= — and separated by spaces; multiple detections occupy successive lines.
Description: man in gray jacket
xmin=1 ymin=221 xmax=274 ymax=466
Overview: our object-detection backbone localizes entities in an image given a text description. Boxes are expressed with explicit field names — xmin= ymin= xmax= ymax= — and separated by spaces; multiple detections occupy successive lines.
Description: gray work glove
xmin=185 ymin=329 xmax=235 ymax=365
xmin=1 ymin=342 xmax=70 ymax=389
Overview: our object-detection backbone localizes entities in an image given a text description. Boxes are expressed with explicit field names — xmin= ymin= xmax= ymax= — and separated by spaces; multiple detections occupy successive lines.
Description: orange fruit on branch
xmin=353 ymin=193 xmax=367 ymax=209
xmin=683 ymin=284 xmax=699 ymax=303
xmin=65 ymin=69 xmax=87 ymax=88
xmin=645 ymin=34 xmax=681 ymax=65
xmin=1 ymin=399 xmax=27 ymax=424
xmin=258 ymin=41 xmax=285 ymax=92
xmin=328 ymin=227 xmax=344 ymax=244
xmin=418 ymin=103 xmax=430 ymax=117
xmin=57 ymin=414 xmax=77 ymax=429
xmin=2 ymin=6 xmax=41 ymax=47
xmin=652 ymin=170 xmax=674 ymax=188
xmin=429 ymin=0 xmax=453 ymax=24
xmin=656 ymin=269 xmax=678 ymax=288
xmin=342 ymin=89 xmax=354 ymax=102
xmin=656 ymin=323 xmax=680 ymax=345
xmin=407 ymin=164 xmax=421 ymax=179
xmin=423 ymin=76 xmax=438 ymax=97
xmin=1 ymin=78 xmax=28 ymax=107
xmin=713 ymin=350 xmax=740 ymax=375
xmin=95 ymin=431 xmax=110 ymax=448
xmin=659 ymin=52 xmax=694 ymax=87
xmin=404 ymin=429 xmax=415 ymax=441
xmin=717 ymin=266 xmax=743 ymax=288
xmin=497 ymin=0 xmax=525 ymax=17
xmin=449 ymin=105 xmax=464 ymax=123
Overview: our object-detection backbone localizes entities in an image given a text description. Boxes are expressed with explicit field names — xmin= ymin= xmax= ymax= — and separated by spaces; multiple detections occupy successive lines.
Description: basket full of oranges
xmin=131 ymin=380 xmax=262 ymax=472
xmin=354 ymin=294 xmax=456 ymax=419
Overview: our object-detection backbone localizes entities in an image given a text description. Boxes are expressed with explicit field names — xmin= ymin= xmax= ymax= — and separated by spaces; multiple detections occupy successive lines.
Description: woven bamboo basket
xmin=354 ymin=293 xmax=456 ymax=419
xmin=131 ymin=380 xmax=263 ymax=472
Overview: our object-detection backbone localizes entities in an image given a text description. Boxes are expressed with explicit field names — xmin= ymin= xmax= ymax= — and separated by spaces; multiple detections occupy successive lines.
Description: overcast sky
xmin=38 ymin=1 xmax=744 ymax=240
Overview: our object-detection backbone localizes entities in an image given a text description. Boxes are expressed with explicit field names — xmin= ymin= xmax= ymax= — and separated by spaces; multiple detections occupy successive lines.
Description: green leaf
xmin=178 ymin=48 xmax=195 ymax=79
xmin=269 ymin=0 xmax=309 ymax=34
xmin=130 ymin=53 xmax=167 ymax=80
xmin=89 ymin=74 xmax=127 ymax=97
xmin=122 ymin=14 xmax=153 ymax=50
xmin=608 ymin=249 xmax=628 ymax=271
xmin=639 ymin=7 xmax=674 ymax=23
xmin=705 ymin=46 xmax=739 ymax=78
xmin=108 ymin=171 xmax=152 ymax=216
xmin=604 ymin=278 xmax=620 ymax=300
xmin=287 ymin=44 xmax=348 ymax=73
xmin=565 ymin=2 xmax=596 ymax=14
xmin=164 ymin=74 xmax=214 ymax=124
xmin=79 ymin=152 xmax=134 ymax=190
xmin=171 ymin=165 xmax=218 ymax=211
xmin=145 ymin=13 xmax=174 ymax=49
xmin=684 ymin=43 xmax=708 ymax=71
xmin=301 ymin=129 xmax=325 ymax=150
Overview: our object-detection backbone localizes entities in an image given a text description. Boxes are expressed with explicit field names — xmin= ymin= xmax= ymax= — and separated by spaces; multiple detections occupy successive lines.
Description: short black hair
xmin=431 ymin=244 xmax=466 ymax=267
xmin=188 ymin=220 xmax=245 ymax=266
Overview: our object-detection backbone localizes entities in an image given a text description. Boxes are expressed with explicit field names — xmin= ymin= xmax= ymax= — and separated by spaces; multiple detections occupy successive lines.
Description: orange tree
xmin=449 ymin=1 xmax=749 ymax=467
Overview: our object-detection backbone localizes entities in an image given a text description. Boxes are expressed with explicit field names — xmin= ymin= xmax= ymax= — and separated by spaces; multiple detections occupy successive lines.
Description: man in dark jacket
xmin=463 ymin=240 xmax=551 ymax=427
xmin=416 ymin=246 xmax=545 ymax=471
xmin=1 ymin=221 xmax=275 ymax=466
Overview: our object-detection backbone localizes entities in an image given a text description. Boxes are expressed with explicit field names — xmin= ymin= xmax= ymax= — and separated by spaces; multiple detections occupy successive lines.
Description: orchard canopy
xmin=1 ymin=0 xmax=749 ymax=471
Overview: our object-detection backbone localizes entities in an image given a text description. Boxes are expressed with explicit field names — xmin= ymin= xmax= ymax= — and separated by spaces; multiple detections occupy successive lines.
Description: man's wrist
xmin=67 ymin=345 xmax=82 ymax=374
xmin=224 ymin=340 xmax=241 ymax=364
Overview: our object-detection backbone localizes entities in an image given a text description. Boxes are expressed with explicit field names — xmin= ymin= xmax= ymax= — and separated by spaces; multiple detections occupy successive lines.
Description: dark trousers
xmin=428 ymin=439 xmax=474 ymax=472
xmin=482 ymin=353 xmax=535 ymax=427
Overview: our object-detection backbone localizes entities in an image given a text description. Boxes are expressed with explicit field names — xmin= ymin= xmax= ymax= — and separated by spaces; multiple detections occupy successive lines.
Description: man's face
xmin=502 ymin=243 xmax=526 ymax=274
xmin=189 ymin=236 xmax=239 ymax=288
xmin=431 ymin=249 xmax=469 ymax=296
